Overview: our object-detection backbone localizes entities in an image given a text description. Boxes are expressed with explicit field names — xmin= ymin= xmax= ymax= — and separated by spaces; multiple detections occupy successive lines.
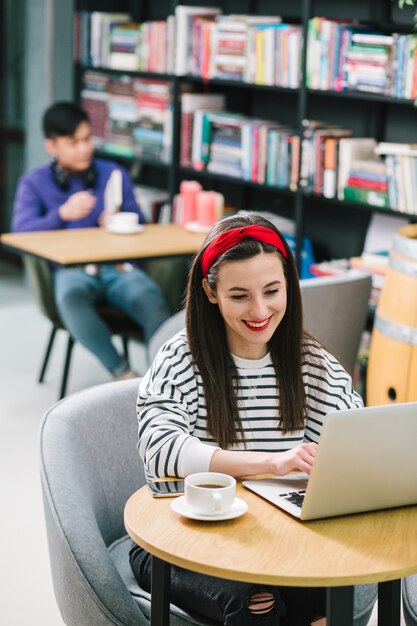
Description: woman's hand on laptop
xmin=210 ymin=443 xmax=318 ymax=477
xmin=269 ymin=442 xmax=318 ymax=476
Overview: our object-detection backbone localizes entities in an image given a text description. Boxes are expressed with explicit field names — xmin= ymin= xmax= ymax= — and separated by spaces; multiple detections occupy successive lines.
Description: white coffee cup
xmin=104 ymin=211 xmax=139 ymax=233
xmin=184 ymin=472 xmax=236 ymax=515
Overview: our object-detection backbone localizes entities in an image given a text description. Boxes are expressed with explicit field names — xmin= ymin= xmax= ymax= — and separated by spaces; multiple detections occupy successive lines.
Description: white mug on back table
xmin=104 ymin=211 xmax=139 ymax=233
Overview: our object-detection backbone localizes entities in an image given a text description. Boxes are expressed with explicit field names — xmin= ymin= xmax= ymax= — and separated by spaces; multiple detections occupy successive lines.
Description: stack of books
xmin=108 ymin=22 xmax=140 ymax=71
xmin=256 ymin=120 xmax=298 ymax=188
xmin=376 ymin=142 xmax=417 ymax=214
xmin=187 ymin=109 xmax=299 ymax=187
xmin=133 ymin=79 xmax=172 ymax=163
xmin=137 ymin=17 xmax=176 ymax=74
xmin=176 ymin=10 xmax=301 ymax=87
xmin=189 ymin=14 xmax=221 ymax=78
xmin=343 ymin=158 xmax=389 ymax=208
xmin=391 ymin=34 xmax=417 ymax=99
xmin=174 ymin=5 xmax=222 ymax=75
xmin=106 ymin=75 xmax=137 ymax=157
xmin=343 ymin=32 xmax=394 ymax=94
xmin=336 ymin=137 xmax=378 ymax=201
xmin=210 ymin=15 xmax=285 ymax=83
xmin=74 ymin=11 xmax=131 ymax=66
xmin=81 ymin=71 xmax=110 ymax=146
xmin=210 ymin=14 xmax=250 ymax=81
xmin=299 ymin=120 xmax=352 ymax=194
xmin=310 ymin=259 xmax=351 ymax=277
xmin=306 ymin=18 xmax=395 ymax=95
xmin=245 ymin=22 xmax=302 ymax=87
xmin=90 ymin=12 xmax=131 ymax=67
xmin=204 ymin=112 xmax=247 ymax=178
xmin=180 ymin=93 xmax=226 ymax=168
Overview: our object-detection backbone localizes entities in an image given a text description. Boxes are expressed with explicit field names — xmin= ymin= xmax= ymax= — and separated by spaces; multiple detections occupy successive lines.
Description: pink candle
xmin=196 ymin=191 xmax=217 ymax=227
xmin=179 ymin=180 xmax=202 ymax=224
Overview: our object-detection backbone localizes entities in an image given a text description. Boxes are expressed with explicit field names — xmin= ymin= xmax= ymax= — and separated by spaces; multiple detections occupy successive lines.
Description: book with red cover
xmin=346 ymin=176 xmax=388 ymax=192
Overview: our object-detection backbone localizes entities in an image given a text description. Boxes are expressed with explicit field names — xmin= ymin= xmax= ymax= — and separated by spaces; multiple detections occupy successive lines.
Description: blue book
xmin=266 ymin=130 xmax=278 ymax=186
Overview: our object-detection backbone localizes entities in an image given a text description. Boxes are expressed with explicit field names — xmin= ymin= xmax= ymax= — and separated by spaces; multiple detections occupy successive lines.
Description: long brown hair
xmin=185 ymin=214 xmax=306 ymax=449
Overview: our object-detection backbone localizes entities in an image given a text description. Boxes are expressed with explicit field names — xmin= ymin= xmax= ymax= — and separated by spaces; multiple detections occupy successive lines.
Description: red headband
xmin=200 ymin=225 xmax=288 ymax=277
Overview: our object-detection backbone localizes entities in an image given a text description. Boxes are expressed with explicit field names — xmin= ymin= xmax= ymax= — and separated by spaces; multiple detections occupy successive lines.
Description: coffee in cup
xmin=184 ymin=472 xmax=236 ymax=515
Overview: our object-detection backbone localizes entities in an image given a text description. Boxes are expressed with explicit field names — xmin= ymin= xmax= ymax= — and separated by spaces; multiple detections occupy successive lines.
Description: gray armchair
xmin=39 ymin=378 xmax=219 ymax=626
xmin=300 ymin=270 xmax=372 ymax=376
xmin=403 ymin=577 xmax=417 ymax=626
xmin=39 ymin=379 xmax=376 ymax=626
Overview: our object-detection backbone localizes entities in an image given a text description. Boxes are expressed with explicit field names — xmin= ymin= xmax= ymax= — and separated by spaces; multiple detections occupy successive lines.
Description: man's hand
xmin=59 ymin=191 xmax=96 ymax=221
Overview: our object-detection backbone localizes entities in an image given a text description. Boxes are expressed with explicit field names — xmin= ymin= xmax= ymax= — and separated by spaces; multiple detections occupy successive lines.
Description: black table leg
xmin=327 ymin=586 xmax=354 ymax=626
xmin=151 ymin=556 xmax=171 ymax=626
xmin=378 ymin=580 xmax=401 ymax=626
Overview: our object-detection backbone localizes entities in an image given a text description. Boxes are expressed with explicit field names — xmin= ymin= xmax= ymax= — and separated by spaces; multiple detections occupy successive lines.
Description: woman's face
xmin=203 ymin=252 xmax=287 ymax=360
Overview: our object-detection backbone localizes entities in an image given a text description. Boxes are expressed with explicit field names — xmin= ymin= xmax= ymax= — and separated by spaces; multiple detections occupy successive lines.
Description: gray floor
xmin=0 ymin=261 xmax=404 ymax=625
xmin=0 ymin=261 xmax=147 ymax=625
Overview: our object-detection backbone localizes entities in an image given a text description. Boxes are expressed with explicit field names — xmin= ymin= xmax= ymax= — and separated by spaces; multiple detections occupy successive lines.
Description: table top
xmin=124 ymin=482 xmax=417 ymax=588
xmin=0 ymin=224 xmax=207 ymax=265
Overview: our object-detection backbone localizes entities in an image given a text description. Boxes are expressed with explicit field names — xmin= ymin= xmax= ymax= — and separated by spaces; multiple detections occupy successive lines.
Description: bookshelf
xmin=73 ymin=0 xmax=417 ymax=268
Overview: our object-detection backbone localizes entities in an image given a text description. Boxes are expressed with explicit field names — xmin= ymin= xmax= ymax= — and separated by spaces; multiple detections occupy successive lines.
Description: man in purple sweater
xmin=12 ymin=101 xmax=170 ymax=379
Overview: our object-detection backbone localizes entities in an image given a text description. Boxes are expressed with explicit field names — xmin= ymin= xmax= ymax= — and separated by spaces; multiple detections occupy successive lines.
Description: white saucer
xmin=171 ymin=496 xmax=248 ymax=521
xmin=106 ymin=224 xmax=144 ymax=235
xmin=184 ymin=221 xmax=212 ymax=234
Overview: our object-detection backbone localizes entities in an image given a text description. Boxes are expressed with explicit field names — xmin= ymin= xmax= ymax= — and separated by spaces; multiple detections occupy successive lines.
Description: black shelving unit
xmin=74 ymin=0 xmax=417 ymax=267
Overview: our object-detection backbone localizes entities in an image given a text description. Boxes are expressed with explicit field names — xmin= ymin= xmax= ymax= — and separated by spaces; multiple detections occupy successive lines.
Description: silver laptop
xmin=243 ymin=401 xmax=417 ymax=521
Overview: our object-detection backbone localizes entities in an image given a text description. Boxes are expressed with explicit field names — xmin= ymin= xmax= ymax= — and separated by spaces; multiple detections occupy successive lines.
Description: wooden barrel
xmin=367 ymin=224 xmax=417 ymax=405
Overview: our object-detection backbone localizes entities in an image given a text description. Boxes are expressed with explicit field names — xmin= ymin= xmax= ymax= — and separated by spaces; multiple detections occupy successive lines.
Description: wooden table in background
xmin=0 ymin=223 xmax=207 ymax=265
xmin=125 ymin=482 xmax=417 ymax=626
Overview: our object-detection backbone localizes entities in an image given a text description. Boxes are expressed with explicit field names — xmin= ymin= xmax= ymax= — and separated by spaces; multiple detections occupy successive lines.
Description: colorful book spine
xmin=343 ymin=186 xmax=389 ymax=208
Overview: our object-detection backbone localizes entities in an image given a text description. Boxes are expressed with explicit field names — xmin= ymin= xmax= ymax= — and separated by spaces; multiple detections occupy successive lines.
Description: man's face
xmin=45 ymin=121 xmax=94 ymax=172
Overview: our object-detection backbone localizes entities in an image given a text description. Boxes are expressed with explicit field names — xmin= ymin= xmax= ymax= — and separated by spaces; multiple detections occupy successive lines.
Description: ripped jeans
xmin=129 ymin=544 xmax=326 ymax=625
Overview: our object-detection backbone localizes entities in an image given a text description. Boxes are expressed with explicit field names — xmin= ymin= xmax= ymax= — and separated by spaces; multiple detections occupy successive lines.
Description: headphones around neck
xmin=51 ymin=159 xmax=97 ymax=192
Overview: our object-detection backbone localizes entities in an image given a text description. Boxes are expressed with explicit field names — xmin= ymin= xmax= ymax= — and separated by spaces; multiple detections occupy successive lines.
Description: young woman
xmin=130 ymin=214 xmax=376 ymax=626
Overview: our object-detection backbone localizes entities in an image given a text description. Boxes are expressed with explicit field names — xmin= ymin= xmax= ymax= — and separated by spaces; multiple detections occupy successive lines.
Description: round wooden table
xmin=125 ymin=482 xmax=417 ymax=626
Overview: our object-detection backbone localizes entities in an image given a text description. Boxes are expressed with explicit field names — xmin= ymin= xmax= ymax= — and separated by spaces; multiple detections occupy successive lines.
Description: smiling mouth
xmin=243 ymin=317 xmax=272 ymax=332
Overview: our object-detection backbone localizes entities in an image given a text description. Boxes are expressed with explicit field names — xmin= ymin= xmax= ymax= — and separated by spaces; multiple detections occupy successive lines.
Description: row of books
xmin=376 ymin=142 xmax=417 ymax=214
xmin=73 ymin=8 xmax=302 ymax=87
xmin=187 ymin=111 xmax=417 ymax=213
xmin=183 ymin=12 xmax=302 ymax=87
xmin=74 ymin=11 xmax=176 ymax=73
xmin=180 ymin=94 xmax=300 ymax=188
xmin=310 ymin=253 xmax=387 ymax=309
xmin=299 ymin=124 xmax=417 ymax=214
xmin=306 ymin=17 xmax=417 ymax=99
xmin=81 ymin=72 xmax=417 ymax=214
xmin=81 ymin=71 xmax=172 ymax=161
xmin=74 ymin=9 xmax=417 ymax=101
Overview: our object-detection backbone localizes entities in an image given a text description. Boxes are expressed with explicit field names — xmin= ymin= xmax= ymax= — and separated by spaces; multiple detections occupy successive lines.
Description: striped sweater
xmin=137 ymin=330 xmax=363 ymax=480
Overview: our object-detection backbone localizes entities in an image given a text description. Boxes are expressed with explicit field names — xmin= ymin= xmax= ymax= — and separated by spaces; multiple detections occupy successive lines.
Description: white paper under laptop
xmin=243 ymin=402 xmax=417 ymax=521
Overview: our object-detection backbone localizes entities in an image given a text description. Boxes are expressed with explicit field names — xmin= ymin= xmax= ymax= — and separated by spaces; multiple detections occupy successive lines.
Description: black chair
xmin=24 ymin=254 xmax=192 ymax=399
xmin=24 ymin=255 xmax=146 ymax=399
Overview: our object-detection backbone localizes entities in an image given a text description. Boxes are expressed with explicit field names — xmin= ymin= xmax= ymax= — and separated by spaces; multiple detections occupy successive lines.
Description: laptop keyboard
xmin=280 ymin=490 xmax=306 ymax=508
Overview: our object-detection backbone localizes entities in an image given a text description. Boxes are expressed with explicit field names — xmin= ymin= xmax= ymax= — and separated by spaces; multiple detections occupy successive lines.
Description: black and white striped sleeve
xmin=136 ymin=333 xmax=219 ymax=480
xmin=302 ymin=343 xmax=363 ymax=444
